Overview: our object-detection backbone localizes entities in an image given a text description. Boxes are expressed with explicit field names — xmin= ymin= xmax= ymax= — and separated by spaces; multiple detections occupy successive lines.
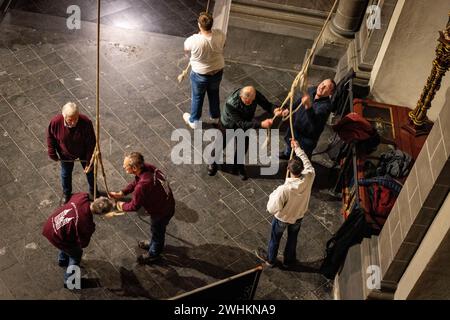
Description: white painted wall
xmin=370 ymin=0 xmax=450 ymax=121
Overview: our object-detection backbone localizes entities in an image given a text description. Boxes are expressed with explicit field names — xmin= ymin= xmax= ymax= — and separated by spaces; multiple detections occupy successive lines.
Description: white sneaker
xmin=183 ymin=113 xmax=198 ymax=129
xmin=209 ymin=117 xmax=219 ymax=124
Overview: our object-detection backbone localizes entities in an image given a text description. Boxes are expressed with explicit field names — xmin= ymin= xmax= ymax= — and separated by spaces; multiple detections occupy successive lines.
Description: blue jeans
xmin=61 ymin=160 xmax=95 ymax=196
xmin=267 ymin=217 xmax=303 ymax=265
xmin=189 ymin=70 xmax=223 ymax=122
xmin=149 ymin=210 xmax=174 ymax=257
xmin=58 ymin=249 xmax=82 ymax=283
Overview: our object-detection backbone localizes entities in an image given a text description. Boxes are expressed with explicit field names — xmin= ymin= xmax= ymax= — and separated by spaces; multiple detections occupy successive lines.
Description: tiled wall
xmin=377 ymin=99 xmax=450 ymax=290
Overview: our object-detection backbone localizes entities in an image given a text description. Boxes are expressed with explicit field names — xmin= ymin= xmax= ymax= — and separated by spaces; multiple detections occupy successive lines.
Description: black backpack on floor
xmin=320 ymin=207 xmax=370 ymax=279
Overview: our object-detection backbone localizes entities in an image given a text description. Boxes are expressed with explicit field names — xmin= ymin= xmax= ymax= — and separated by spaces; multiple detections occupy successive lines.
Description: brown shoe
xmin=255 ymin=248 xmax=275 ymax=267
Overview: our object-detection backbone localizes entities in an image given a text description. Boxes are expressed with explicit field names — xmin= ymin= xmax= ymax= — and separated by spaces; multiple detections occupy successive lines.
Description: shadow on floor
xmin=78 ymin=242 xmax=260 ymax=300
xmin=280 ymin=259 xmax=324 ymax=274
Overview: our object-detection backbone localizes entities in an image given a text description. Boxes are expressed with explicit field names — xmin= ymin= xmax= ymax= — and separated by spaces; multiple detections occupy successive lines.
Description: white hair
xmin=61 ymin=102 xmax=79 ymax=117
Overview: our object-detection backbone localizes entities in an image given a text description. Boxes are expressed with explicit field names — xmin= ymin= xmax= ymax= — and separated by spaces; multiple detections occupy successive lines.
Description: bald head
xmin=239 ymin=86 xmax=256 ymax=106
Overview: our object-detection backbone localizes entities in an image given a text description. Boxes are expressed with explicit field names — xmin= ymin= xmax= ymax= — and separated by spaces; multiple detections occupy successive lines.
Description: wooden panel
xmin=340 ymin=99 xmax=432 ymax=230
xmin=357 ymin=99 xmax=430 ymax=160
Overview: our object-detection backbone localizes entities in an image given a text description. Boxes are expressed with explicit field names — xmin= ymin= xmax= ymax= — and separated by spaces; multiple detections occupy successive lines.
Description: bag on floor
xmin=320 ymin=207 xmax=369 ymax=279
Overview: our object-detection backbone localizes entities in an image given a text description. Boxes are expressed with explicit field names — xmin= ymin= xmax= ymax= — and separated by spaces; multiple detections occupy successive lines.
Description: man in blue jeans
xmin=256 ymin=139 xmax=315 ymax=268
xmin=110 ymin=152 xmax=175 ymax=264
xmin=183 ymin=11 xmax=226 ymax=129
xmin=42 ymin=193 xmax=113 ymax=288
xmin=47 ymin=102 xmax=97 ymax=204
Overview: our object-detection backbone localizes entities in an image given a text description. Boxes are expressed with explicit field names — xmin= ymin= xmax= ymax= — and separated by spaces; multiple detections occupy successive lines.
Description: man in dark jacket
xmin=208 ymin=86 xmax=285 ymax=179
xmin=281 ymin=79 xmax=336 ymax=159
xmin=109 ymin=152 xmax=175 ymax=264
xmin=42 ymin=193 xmax=113 ymax=287
xmin=47 ymin=102 xmax=96 ymax=204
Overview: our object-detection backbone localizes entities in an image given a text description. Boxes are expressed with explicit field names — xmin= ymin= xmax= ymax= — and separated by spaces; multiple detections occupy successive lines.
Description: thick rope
xmin=177 ymin=0 xmax=211 ymax=83
xmin=258 ymin=0 xmax=339 ymax=178
xmin=84 ymin=0 xmax=111 ymax=198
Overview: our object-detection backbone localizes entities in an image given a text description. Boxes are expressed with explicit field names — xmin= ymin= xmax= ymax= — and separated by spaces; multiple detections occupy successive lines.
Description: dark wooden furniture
xmin=340 ymin=99 xmax=431 ymax=233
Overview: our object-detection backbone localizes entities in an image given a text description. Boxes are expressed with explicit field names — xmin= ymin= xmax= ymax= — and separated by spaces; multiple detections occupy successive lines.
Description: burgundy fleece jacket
xmin=42 ymin=193 xmax=95 ymax=255
xmin=47 ymin=113 xmax=96 ymax=161
xmin=121 ymin=163 xmax=175 ymax=220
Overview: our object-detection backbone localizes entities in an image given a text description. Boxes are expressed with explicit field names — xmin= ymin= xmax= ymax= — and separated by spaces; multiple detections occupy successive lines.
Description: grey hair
xmin=91 ymin=196 xmax=113 ymax=215
xmin=61 ymin=102 xmax=79 ymax=117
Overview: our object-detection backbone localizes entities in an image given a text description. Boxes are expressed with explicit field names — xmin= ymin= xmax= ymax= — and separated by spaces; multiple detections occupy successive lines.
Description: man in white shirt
xmin=183 ymin=12 xmax=226 ymax=129
xmin=255 ymin=139 xmax=315 ymax=268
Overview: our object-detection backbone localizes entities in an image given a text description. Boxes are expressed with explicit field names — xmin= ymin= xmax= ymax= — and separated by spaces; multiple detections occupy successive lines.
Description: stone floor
xmin=11 ymin=0 xmax=212 ymax=38
xmin=0 ymin=4 xmax=342 ymax=300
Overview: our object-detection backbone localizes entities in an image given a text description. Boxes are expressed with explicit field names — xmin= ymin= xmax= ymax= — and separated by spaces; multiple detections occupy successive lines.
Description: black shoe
xmin=62 ymin=194 xmax=71 ymax=204
xmin=239 ymin=167 xmax=248 ymax=181
xmin=138 ymin=240 xmax=150 ymax=250
xmin=281 ymin=260 xmax=298 ymax=269
xmin=137 ymin=252 xmax=161 ymax=265
xmin=279 ymin=152 xmax=289 ymax=160
xmin=254 ymin=248 xmax=275 ymax=267
xmin=207 ymin=164 xmax=218 ymax=176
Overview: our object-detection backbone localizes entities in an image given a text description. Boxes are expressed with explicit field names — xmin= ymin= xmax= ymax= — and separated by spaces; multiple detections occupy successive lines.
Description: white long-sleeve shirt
xmin=266 ymin=147 xmax=315 ymax=224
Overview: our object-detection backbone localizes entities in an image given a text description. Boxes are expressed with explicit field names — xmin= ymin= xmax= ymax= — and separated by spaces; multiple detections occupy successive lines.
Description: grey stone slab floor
xmin=0 ymin=12 xmax=342 ymax=300
xmin=12 ymin=0 xmax=213 ymax=38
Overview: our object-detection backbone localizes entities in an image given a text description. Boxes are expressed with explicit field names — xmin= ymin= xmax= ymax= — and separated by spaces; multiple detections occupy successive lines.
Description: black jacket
xmin=292 ymin=86 xmax=332 ymax=142
xmin=220 ymin=88 xmax=275 ymax=130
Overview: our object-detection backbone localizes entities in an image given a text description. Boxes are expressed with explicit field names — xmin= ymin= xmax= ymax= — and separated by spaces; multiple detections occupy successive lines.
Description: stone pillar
xmin=330 ymin=0 xmax=370 ymax=38
xmin=332 ymin=0 xmax=398 ymax=86
xmin=312 ymin=0 xmax=370 ymax=79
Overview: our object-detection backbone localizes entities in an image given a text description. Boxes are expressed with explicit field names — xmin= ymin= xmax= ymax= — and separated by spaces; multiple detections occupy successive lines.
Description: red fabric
xmin=42 ymin=193 xmax=95 ymax=255
xmin=47 ymin=114 xmax=96 ymax=161
xmin=332 ymin=112 xmax=376 ymax=143
xmin=122 ymin=163 xmax=175 ymax=219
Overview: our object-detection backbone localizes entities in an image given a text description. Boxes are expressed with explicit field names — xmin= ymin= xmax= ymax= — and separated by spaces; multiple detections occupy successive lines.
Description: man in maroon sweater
xmin=109 ymin=152 xmax=175 ymax=264
xmin=42 ymin=193 xmax=113 ymax=286
xmin=47 ymin=102 xmax=96 ymax=204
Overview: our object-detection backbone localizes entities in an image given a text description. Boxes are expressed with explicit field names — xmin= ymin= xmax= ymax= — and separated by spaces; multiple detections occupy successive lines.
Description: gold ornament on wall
xmin=404 ymin=12 xmax=450 ymax=136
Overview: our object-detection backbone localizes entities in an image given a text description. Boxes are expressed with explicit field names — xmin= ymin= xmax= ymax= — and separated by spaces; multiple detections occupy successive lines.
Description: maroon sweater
xmin=121 ymin=163 xmax=175 ymax=220
xmin=47 ymin=113 xmax=96 ymax=161
xmin=42 ymin=193 xmax=95 ymax=255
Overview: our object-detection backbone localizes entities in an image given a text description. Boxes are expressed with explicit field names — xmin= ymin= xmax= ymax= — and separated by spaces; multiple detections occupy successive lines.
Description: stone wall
xmin=377 ymin=88 xmax=450 ymax=292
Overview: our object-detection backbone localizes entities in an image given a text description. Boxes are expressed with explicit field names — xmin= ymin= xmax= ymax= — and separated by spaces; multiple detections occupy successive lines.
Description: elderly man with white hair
xmin=47 ymin=102 xmax=96 ymax=204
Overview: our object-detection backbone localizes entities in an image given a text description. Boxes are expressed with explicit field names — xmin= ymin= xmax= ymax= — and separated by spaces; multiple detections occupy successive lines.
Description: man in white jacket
xmin=255 ymin=139 xmax=315 ymax=267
